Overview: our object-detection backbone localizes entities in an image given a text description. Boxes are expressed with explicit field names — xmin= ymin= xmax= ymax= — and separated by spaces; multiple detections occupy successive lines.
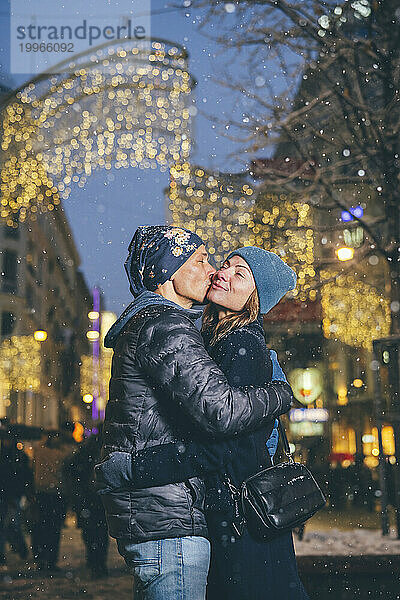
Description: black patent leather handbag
xmin=226 ymin=419 xmax=326 ymax=539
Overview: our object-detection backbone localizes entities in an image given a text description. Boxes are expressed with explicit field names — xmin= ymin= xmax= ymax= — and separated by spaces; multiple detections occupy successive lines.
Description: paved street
xmin=1 ymin=508 xmax=400 ymax=600
xmin=0 ymin=515 xmax=131 ymax=600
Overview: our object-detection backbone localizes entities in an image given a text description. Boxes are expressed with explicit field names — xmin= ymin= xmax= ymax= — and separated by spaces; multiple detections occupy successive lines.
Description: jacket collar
xmin=104 ymin=290 xmax=203 ymax=348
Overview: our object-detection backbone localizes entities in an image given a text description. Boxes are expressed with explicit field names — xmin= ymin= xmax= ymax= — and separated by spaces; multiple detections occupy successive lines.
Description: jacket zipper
xmin=182 ymin=481 xmax=196 ymax=535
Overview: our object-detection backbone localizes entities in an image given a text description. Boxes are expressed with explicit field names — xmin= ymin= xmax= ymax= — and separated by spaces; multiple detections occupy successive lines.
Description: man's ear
xmin=169 ymin=272 xmax=178 ymax=292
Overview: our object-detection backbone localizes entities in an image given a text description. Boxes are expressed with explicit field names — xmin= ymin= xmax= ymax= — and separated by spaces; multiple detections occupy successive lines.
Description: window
xmin=1 ymin=311 xmax=16 ymax=336
xmin=26 ymin=284 xmax=34 ymax=308
xmin=3 ymin=225 xmax=20 ymax=239
xmin=2 ymin=249 xmax=18 ymax=293
xmin=36 ymin=254 xmax=43 ymax=285
xmin=44 ymin=358 xmax=51 ymax=376
xmin=3 ymin=249 xmax=17 ymax=279
xmin=344 ymin=227 xmax=364 ymax=249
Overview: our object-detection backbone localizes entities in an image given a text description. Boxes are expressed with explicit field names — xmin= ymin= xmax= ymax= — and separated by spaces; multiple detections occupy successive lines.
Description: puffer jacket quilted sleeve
xmin=136 ymin=310 xmax=293 ymax=436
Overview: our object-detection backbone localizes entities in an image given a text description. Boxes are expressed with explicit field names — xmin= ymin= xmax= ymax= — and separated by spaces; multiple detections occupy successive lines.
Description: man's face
xmin=171 ymin=245 xmax=215 ymax=303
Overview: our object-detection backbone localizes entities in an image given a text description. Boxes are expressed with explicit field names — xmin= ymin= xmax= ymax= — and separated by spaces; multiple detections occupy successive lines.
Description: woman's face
xmin=206 ymin=254 xmax=256 ymax=312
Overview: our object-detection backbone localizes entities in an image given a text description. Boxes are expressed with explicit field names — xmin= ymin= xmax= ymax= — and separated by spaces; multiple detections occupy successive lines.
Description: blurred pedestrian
xmin=63 ymin=434 xmax=109 ymax=579
xmin=384 ymin=458 xmax=396 ymax=507
xmin=31 ymin=433 xmax=67 ymax=571
xmin=347 ymin=456 xmax=375 ymax=512
xmin=329 ymin=463 xmax=347 ymax=509
xmin=0 ymin=437 xmax=33 ymax=566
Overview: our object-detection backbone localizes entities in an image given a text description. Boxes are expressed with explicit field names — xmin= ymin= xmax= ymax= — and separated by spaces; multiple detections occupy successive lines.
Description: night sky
xmin=0 ymin=0 xmax=255 ymax=315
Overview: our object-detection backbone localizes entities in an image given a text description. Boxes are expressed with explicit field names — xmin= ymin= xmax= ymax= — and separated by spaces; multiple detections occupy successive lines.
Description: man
xmin=96 ymin=225 xmax=293 ymax=599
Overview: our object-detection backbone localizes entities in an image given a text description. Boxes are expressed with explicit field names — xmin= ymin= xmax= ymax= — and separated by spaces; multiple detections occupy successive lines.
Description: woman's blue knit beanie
xmin=227 ymin=246 xmax=297 ymax=314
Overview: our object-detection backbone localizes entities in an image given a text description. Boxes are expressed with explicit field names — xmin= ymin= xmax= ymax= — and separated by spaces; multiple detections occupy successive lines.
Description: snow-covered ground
xmin=295 ymin=526 xmax=400 ymax=556
xmin=1 ymin=519 xmax=399 ymax=600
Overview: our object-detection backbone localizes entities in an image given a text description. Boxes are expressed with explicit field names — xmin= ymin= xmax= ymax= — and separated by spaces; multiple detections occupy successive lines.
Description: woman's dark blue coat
xmin=133 ymin=319 xmax=309 ymax=600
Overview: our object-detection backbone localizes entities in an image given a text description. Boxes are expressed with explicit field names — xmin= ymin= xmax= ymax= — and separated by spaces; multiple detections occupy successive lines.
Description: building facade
xmin=0 ymin=204 xmax=92 ymax=429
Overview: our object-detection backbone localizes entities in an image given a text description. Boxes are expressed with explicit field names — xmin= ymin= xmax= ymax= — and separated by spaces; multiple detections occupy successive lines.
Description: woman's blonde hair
xmin=201 ymin=289 xmax=260 ymax=346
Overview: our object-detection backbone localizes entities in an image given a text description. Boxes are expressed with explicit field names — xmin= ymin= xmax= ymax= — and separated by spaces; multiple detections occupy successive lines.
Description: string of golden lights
xmin=80 ymin=352 xmax=112 ymax=408
xmin=321 ymin=271 xmax=390 ymax=349
xmin=0 ymin=336 xmax=42 ymax=392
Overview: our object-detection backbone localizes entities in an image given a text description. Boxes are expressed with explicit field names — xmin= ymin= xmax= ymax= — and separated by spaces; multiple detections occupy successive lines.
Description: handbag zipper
xmin=224 ymin=476 xmax=246 ymax=537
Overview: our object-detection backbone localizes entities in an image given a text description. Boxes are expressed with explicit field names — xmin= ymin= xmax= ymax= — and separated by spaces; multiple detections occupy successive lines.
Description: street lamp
xmin=33 ymin=330 xmax=47 ymax=342
xmin=86 ymin=331 xmax=100 ymax=341
xmin=88 ymin=311 xmax=100 ymax=321
xmin=336 ymin=246 xmax=354 ymax=261
xmin=337 ymin=386 xmax=349 ymax=406
xmin=82 ymin=393 xmax=94 ymax=404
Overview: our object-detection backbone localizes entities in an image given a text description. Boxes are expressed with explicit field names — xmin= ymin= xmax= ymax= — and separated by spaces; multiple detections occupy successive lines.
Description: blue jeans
xmin=117 ymin=536 xmax=210 ymax=600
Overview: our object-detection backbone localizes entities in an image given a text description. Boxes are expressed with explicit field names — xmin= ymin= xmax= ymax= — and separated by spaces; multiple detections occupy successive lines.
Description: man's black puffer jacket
xmin=99 ymin=304 xmax=293 ymax=543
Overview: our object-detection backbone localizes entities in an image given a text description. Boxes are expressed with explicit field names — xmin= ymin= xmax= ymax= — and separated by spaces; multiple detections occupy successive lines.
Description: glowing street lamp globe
xmin=336 ymin=246 xmax=354 ymax=261
xmin=33 ymin=330 xmax=48 ymax=342
xmin=86 ymin=330 xmax=100 ymax=341
xmin=288 ymin=368 xmax=322 ymax=405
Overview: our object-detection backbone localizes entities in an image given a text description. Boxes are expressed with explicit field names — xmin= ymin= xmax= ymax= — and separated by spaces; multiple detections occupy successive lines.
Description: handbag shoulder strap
xmin=277 ymin=418 xmax=293 ymax=461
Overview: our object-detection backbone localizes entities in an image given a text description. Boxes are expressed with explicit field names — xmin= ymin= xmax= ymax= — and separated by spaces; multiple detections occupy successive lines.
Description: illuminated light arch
xmin=1 ymin=38 xmax=195 ymax=225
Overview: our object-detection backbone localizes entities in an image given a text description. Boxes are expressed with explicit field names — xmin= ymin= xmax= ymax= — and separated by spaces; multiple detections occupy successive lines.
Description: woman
xmin=131 ymin=246 xmax=309 ymax=600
